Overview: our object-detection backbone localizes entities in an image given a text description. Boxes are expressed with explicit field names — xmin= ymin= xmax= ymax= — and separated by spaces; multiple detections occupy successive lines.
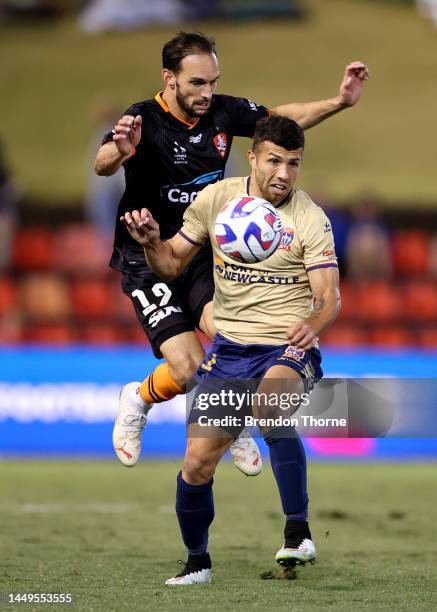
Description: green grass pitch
xmin=1 ymin=460 xmax=436 ymax=611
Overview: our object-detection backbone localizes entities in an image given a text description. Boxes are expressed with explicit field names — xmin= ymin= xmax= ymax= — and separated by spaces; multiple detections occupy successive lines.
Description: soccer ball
xmin=214 ymin=196 xmax=283 ymax=264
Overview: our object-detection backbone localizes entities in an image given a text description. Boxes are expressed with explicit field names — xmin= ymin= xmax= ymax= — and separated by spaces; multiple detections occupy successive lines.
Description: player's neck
xmin=160 ymin=89 xmax=197 ymax=127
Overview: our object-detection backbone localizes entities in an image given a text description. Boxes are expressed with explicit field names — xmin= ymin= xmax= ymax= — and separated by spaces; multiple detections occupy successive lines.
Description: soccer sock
xmin=139 ymin=362 xmax=184 ymax=404
xmin=265 ymin=428 xmax=309 ymax=522
xmin=175 ymin=471 xmax=214 ymax=556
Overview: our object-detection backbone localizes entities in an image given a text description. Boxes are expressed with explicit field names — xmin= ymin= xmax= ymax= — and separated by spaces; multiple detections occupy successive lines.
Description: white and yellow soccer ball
xmin=214 ymin=196 xmax=283 ymax=264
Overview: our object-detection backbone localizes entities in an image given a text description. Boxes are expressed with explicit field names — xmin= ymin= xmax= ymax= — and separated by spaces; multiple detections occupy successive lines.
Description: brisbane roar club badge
xmin=213 ymin=133 xmax=228 ymax=158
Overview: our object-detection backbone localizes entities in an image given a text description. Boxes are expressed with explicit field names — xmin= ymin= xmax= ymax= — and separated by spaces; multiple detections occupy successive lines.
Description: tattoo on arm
xmin=313 ymin=297 xmax=326 ymax=313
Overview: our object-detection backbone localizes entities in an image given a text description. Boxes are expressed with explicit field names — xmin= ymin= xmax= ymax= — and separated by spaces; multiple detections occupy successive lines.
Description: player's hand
xmin=337 ymin=61 xmax=369 ymax=108
xmin=112 ymin=114 xmax=142 ymax=156
xmin=120 ymin=208 xmax=160 ymax=247
xmin=286 ymin=322 xmax=319 ymax=351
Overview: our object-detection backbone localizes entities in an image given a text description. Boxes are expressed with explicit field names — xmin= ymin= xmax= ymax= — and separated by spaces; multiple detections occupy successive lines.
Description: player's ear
xmin=162 ymin=69 xmax=176 ymax=89
xmin=247 ymin=149 xmax=256 ymax=168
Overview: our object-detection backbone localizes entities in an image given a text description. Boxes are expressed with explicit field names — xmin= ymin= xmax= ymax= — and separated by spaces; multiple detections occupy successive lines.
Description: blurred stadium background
xmin=1 ymin=0 xmax=436 ymax=457
xmin=0 ymin=1 xmax=437 ymax=608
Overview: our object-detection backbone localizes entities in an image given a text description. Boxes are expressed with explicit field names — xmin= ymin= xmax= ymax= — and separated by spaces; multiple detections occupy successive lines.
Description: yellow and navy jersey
xmin=103 ymin=92 xmax=268 ymax=274
xmin=181 ymin=177 xmax=338 ymax=345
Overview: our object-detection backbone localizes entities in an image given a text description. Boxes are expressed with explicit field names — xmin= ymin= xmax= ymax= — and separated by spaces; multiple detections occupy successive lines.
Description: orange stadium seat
xmin=322 ymin=325 xmax=368 ymax=347
xmin=128 ymin=325 xmax=149 ymax=345
xmin=108 ymin=275 xmax=138 ymax=323
xmin=20 ymin=274 xmax=71 ymax=321
xmin=356 ymin=281 xmax=402 ymax=321
xmin=13 ymin=227 xmax=54 ymax=271
xmin=80 ymin=324 xmax=121 ymax=344
xmin=0 ymin=318 xmax=22 ymax=343
xmin=70 ymin=278 xmax=110 ymax=318
xmin=369 ymin=326 xmax=413 ymax=348
xmin=336 ymin=281 xmax=358 ymax=321
xmin=404 ymin=280 xmax=437 ymax=320
xmin=24 ymin=323 xmax=76 ymax=344
xmin=53 ymin=224 xmax=111 ymax=274
xmin=416 ymin=326 xmax=437 ymax=349
xmin=0 ymin=277 xmax=18 ymax=315
xmin=391 ymin=231 xmax=431 ymax=276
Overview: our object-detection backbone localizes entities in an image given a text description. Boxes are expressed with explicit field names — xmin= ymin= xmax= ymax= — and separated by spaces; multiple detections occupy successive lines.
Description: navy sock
xmin=175 ymin=471 xmax=214 ymax=556
xmin=265 ymin=428 xmax=309 ymax=521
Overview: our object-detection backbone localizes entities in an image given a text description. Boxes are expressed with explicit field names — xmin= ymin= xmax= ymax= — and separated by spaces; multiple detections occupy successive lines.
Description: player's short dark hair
xmin=252 ymin=115 xmax=305 ymax=152
xmin=162 ymin=31 xmax=217 ymax=74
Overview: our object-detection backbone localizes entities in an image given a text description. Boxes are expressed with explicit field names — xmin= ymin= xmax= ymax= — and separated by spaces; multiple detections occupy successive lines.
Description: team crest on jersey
xmin=282 ymin=346 xmax=305 ymax=361
xmin=213 ymin=133 xmax=228 ymax=158
xmin=278 ymin=228 xmax=295 ymax=251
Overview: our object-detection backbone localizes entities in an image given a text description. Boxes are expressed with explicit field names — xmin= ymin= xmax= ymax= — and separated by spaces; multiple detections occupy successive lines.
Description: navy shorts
xmin=122 ymin=245 xmax=214 ymax=358
xmin=187 ymin=333 xmax=323 ymax=437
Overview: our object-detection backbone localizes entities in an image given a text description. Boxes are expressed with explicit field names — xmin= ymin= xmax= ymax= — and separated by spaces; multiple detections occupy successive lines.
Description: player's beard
xmin=254 ymin=173 xmax=292 ymax=205
xmin=175 ymin=85 xmax=210 ymax=118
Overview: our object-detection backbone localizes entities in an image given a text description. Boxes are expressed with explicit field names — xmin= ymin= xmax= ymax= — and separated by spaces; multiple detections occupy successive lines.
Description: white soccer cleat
xmin=230 ymin=430 xmax=262 ymax=476
xmin=165 ymin=568 xmax=212 ymax=586
xmin=165 ymin=555 xmax=212 ymax=586
xmin=275 ymin=539 xmax=316 ymax=566
xmin=112 ymin=382 xmax=150 ymax=467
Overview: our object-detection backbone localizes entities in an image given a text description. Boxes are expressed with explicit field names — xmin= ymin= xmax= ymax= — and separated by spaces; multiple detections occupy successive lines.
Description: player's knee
xmin=168 ymin=355 xmax=201 ymax=387
xmin=182 ymin=453 xmax=216 ymax=485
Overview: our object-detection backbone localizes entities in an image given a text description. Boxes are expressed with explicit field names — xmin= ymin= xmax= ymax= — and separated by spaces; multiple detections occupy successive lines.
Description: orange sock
xmin=139 ymin=362 xmax=185 ymax=404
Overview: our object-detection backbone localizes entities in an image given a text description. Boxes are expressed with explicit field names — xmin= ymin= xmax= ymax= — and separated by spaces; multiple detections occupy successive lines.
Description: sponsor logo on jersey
xmin=214 ymin=257 xmax=299 ymax=285
xmin=149 ymin=306 xmax=183 ymax=328
xmin=173 ymin=141 xmax=187 ymax=164
xmin=189 ymin=133 xmax=202 ymax=144
xmin=161 ymin=170 xmax=224 ymax=205
xmin=323 ymin=249 xmax=336 ymax=257
xmin=247 ymin=99 xmax=260 ymax=111
xmin=213 ymin=133 xmax=228 ymax=158
xmin=278 ymin=228 xmax=295 ymax=251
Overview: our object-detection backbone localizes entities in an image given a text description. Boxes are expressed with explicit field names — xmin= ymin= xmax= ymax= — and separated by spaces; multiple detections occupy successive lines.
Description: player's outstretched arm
xmin=286 ymin=267 xmax=341 ymax=350
xmin=270 ymin=61 xmax=369 ymax=130
xmin=94 ymin=114 xmax=142 ymax=176
xmin=121 ymin=208 xmax=200 ymax=280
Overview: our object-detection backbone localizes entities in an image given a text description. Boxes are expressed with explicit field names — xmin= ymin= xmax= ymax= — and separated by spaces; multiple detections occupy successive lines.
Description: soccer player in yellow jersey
xmin=122 ymin=115 xmax=340 ymax=585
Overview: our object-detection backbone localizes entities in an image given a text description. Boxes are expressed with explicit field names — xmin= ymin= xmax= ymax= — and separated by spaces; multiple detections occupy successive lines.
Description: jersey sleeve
xmin=223 ymin=95 xmax=270 ymax=137
xmin=178 ymin=185 xmax=214 ymax=247
xmin=101 ymin=130 xmax=114 ymax=145
xmin=301 ymin=207 xmax=338 ymax=272
xmin=101 ymin=103 xmax=143 ymax=145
